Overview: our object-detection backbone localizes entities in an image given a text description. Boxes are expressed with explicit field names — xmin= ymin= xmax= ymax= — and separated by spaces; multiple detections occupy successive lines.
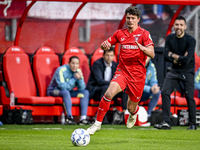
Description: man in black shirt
xmin=154 ymin=16 xmax=197 ymax=130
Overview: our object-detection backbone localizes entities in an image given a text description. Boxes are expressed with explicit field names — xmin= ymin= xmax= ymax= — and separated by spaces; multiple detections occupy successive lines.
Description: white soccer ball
xmin=71 ymin=128 xmax=90 ymax=146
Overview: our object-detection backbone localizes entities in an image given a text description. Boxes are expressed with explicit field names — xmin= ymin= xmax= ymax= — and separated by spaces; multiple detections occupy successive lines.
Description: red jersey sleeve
xmin=107 ymin=30 xmax=119 ymax=45
xmin=142 ymin=31 xmax=154 ymax=47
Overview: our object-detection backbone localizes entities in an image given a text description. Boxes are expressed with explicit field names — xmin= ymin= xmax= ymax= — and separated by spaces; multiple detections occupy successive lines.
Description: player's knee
xmin=61 ymin=90 xmax=70 ymax=97
xmin=81 ymin=89 xmax=89 ymax=98
xmin=161 ymin=90 xmax=170 ymax=96
xmin=104 ymin=90 xmax=115 ymax=99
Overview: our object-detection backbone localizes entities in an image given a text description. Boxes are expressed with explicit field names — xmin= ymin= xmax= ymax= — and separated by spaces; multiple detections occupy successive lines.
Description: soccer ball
xmin=71 ymin=128 xmax=90 ymax=146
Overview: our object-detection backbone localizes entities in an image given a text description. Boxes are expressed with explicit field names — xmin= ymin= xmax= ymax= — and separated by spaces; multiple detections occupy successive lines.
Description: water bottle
xmin=21 ymin=111 xmax=27 ymax=124
xmin=61 ymin=111 xmax=65 ymax=125
xmin=10 ymin=91 xmax=15 ymax=106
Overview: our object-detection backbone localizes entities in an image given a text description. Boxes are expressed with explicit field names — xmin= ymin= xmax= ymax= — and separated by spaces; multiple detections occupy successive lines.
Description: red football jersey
xmin=107 ymin=26 xmax=154 ymax=81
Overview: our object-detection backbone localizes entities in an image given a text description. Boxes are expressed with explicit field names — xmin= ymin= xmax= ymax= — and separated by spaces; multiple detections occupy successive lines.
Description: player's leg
xmin=59 ymin=90 xmax=78 ymax=125
xmin=47 ymin=89 xmax=73 ymax=120
xmin=154 ymin=71 xmax=179 ymax=129
xmin=126 ymin=96 xmax=139 ymax=128
xmin=71 ymin=89 xmax=91 ymax=125
xmin=87 ymin=81 xmax=122 ymax=134
xmin=96 ymin=81 xmax=122 ymax=121
xmin=184 ymin=73 xmax=197 ymax=130
xmin=147 ymin=91 xmax=161 ymax=116
xmin=126 ymin=80 xmax=145 ymax=128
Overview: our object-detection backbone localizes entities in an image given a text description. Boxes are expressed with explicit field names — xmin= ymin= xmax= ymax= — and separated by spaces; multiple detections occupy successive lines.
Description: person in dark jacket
xmin=154 ymin=16 xmax=197 ymax=130
xmin=87 ymin=47 xmax=128 ymax=111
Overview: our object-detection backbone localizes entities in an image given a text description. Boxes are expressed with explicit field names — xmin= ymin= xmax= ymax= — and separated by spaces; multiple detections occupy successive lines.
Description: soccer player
xmin=87 ymin=6 xmax=155 ymax=135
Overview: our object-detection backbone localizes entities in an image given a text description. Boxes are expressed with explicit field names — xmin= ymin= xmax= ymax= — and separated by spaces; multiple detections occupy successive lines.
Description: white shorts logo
xmin=113 ymin=74 xmax=120 ymax=80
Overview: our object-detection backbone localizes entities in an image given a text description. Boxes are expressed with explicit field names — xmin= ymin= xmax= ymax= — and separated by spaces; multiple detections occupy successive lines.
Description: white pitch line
xmin=32 ymin=128 xmax=62 ymax=130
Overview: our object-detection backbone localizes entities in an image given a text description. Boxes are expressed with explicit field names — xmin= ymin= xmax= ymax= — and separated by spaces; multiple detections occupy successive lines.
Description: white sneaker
xmin=126 ymin=113 xmax=137 ymax=128
xmin=87 ymin=123 xmax=101 ymax=135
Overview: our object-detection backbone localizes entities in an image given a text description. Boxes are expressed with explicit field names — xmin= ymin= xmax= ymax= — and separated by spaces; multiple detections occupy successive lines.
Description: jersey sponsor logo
xmin=121 ymin=45 xmax=138 ymax=49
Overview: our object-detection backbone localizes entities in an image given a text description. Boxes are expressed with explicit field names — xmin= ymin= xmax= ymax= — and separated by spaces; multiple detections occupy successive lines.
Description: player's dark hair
xmin=69 ymin=56 xmax=79 ymax=63
xmin=125 ymin=6 xmax=141 ymax=18
xmin=103 ymin=47 xmax=115 ymax=55
xmin=175 ymin=16 xmax=186 ymax=24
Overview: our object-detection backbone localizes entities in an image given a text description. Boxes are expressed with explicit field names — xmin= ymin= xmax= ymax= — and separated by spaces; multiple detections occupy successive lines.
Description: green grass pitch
xmin=0 ymin=124 xmax=199 ymax=150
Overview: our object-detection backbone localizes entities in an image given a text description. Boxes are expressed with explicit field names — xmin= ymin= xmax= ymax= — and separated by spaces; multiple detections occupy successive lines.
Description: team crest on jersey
xmin=133 ymin=34 xmax=141 ymax=42
xmin=134 ymin=36 xmax=139 ymax=42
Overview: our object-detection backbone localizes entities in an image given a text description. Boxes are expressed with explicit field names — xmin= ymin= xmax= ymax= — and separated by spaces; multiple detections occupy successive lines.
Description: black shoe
xmin=79 ymin=119 xmax=92 ymax=125
xmin=187 ymin=125 xmax=197 ymax=130
xmin=154 ymin=121 xmax=171 ymax=130
xmin=65 ymin=117 xmax=77 ymax=125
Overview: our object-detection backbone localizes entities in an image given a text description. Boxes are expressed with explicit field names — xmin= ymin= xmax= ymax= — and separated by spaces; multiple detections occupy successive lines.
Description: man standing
xmin=87 ymin=47 xmax=128 ymax=112
xmin=154 ymin=16 xmax=197 ymax=130
xmin=87 ymin=6 xmax=154 ymax=135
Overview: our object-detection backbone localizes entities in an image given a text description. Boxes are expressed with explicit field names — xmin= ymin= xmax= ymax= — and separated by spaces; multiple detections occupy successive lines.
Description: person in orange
xmin=87 ymin=6 xmax=154 ymax=135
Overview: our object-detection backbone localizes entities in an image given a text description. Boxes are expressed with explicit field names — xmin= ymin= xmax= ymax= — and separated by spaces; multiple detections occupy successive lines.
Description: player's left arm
xmin=135 ymin=41 xmax=155 ymax=58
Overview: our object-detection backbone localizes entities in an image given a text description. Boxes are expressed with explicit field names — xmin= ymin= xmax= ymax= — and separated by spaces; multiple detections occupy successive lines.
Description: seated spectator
xmin=195 ymin=67 xmax=200 ymax=98
xmin=139 ymin=56 xmax=161 ymax=117
xmin=46 ymin=56 xmax=91 ymax=125
xmin=87 ymin=47 xmax=128 ymax=112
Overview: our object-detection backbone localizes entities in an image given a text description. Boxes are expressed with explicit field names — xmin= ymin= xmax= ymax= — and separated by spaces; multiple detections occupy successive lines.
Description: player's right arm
xmin=101 ymin=30 xmax=119 ymax=50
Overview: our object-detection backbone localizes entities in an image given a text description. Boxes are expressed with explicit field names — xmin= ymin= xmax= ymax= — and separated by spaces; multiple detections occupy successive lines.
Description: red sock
xmin=96 ymin=95 xmax=112 ymax=122
xmin=131 ymin=105 xmax=139 ymax=115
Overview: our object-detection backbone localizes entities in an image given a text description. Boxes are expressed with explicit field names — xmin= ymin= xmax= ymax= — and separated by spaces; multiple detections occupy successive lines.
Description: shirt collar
xmin=103 ymin=60 xmax=112 ymax=67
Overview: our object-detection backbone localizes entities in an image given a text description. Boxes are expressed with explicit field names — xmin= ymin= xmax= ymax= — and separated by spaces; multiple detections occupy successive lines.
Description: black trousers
xmin=92 ymin=85 xmax=128 ymax=110
xmin=161 ymin=70 xmax=196 ymax=125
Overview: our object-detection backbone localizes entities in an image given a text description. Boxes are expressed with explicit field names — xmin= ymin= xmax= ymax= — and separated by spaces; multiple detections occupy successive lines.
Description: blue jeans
xmin=47 ymin=89 xmax=89 ymax=118
xmin=140 ymin=91 xmax=161 ymax=116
